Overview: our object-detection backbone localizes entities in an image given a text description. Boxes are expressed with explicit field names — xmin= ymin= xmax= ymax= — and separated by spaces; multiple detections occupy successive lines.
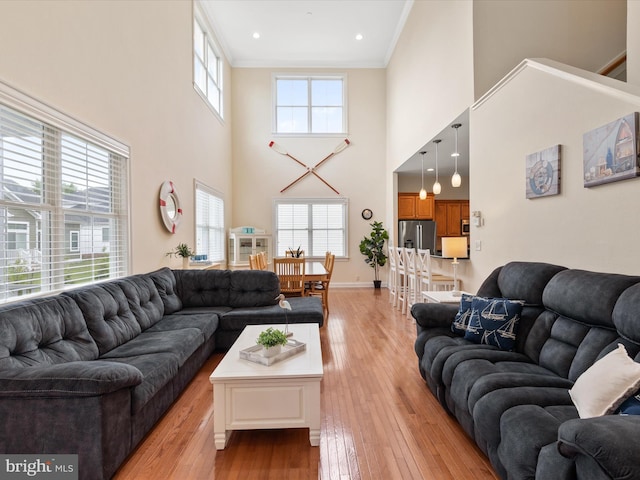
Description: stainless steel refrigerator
xmin=398 ymin=220 xmax=437 ymax=252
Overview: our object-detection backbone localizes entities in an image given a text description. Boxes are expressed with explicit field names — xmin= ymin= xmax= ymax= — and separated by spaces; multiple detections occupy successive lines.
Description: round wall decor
xmin=159 ymin=180 xmax=182 ymax=233
xmin=361 ymin=209 xmax=373 ymax=220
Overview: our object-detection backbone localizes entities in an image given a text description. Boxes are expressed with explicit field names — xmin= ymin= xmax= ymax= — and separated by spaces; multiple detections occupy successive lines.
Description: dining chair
xmin=249 ymin=254 xmax=258 ymax=270
xmin=256 ymin=251 xmax=268 ymax=270
xmin=273 ymin=257 xmax=306 ymax=297
xmin=307 ymin=253 xmax=335 ymax=319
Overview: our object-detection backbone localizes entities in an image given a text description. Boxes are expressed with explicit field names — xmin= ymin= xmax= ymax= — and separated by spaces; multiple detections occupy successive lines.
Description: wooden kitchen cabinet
xmin=398 ymin=193 xmax=434 ymax=220
xmin=434 ymin=200 xmax=470 ymax=237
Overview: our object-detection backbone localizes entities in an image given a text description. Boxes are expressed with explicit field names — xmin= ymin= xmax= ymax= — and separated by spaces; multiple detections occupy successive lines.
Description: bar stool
xmin=388 ymin=242 xmax=398 ymax=306
xmin=395 ymin=247 xmax=408 ymax=314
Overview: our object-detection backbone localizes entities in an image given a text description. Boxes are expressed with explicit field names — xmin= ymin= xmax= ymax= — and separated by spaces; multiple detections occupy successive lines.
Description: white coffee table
xmin=209 ymin=323 xmax=323 ymax=450
xmin=422 ymin=290 xmax=471 ymax=304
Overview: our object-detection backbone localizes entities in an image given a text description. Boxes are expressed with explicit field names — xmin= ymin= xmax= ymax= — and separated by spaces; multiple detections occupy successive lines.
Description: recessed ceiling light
xmin=355 ymin=34 xmax=363 ymax=41
xmin=252 ymin=32 xmax=260 ymax=39
xmin=427 ymin=168 xmax=435 ymax=172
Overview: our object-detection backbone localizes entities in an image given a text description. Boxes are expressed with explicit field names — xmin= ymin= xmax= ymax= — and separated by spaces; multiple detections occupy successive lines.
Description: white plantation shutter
xmin=195 ymin=182 xmax=224 ymax=262
xmin=0 ymin=82 xmax=129 ymax=303
xmin=274 ymin=199 xmax=347 ymax=258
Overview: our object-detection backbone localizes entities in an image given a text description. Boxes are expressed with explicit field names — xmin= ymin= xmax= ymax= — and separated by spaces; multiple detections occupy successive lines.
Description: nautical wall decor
xmin=526 ymin=144 xmax=561 ymax=199
xmin=583 ymin=112 xmax=640 ymax=187
xmin=268 ymin=139 xmax=350 ymax=194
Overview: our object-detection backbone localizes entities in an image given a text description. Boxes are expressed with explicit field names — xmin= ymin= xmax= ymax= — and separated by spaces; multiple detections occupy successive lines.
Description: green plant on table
xmin=165 ymin=243 xmax=194 ymax=259
xmin=288 ymin=245 xmax=303 ymax=258
xmin=256 ymin=327 xmax=289 ymax=348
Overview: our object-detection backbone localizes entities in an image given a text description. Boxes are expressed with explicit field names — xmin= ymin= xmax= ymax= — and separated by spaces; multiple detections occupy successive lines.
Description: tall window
xmin=274 ymin=198 xmax=347 ymax=258
xmin=195 ymin=182 xmax=225 ymax=263
xmin=274 ymin=76 xmax=346 ymax=134
xmin=0 ymin=83 xmax=129 ymax=303
xmin=194 ymin=11 xmax=222 ymax=118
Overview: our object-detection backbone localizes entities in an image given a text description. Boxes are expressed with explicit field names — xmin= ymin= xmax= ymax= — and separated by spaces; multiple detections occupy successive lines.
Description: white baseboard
xmin=331 ymin=282 xmax=388 ymax=289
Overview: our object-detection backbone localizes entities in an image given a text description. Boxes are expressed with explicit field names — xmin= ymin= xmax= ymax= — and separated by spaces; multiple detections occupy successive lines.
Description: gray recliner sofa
xmin=412 ymin=261 xmax=640 ymax=480
xmin=0 ymin=267 xmax=323 ymax=480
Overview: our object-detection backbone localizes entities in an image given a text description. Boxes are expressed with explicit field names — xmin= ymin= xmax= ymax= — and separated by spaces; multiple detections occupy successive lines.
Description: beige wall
xmin=468 ymin=59 xmax=640 ymax=291
xmin=0 ymin=0 xmax=233 ymax=273
xmin=386 ymin=0 xmax=475 ymax=173
xmin=231 ymin=68 xmax=387 ymax=285
xmin=397 ymin=175 xmax=469 ymax=200
xmin=473 ymin=0 xmax=627 ymax=99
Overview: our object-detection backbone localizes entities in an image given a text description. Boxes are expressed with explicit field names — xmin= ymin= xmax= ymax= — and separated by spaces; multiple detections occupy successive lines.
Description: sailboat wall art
xmin=526 ymin=145 xmax=561 ymax=199
xmin=583 ymin=112 xmax=640 ymax=187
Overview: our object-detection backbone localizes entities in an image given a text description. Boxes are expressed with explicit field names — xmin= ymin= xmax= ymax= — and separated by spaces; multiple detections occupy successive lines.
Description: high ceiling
xmin=198 ymin=0 xmax=413 ymax=68
xmin=198 ymin=0 xmax=467 ymax=177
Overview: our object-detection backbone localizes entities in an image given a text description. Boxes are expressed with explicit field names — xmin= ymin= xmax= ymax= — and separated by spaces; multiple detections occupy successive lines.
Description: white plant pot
xmin=261 ymin=345 xmax=282 ymax=358
xmin=182 ymin=257 xmax=189 ymax=269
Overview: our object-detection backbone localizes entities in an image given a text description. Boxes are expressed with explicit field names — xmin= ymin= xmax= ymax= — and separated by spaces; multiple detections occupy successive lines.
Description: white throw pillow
xmin=569 ymin=343 xmax=640 ymax=419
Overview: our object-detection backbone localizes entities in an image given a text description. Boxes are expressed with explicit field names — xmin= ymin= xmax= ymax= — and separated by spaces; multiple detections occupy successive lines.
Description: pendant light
xmin=419 ymin=151 xmax=427 ymax=199
xmin=451 ymin=123 xmax=462 ymax=188
xmin=432 ymin=139 xmax=442 ymax=195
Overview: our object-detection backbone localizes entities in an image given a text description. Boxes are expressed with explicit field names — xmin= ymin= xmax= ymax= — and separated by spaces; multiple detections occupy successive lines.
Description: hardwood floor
xmin=113 ymin=289 xmax=499 ymax=480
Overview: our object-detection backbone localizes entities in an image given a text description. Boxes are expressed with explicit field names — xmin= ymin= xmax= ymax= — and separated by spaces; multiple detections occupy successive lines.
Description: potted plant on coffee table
xmin=359 ymin=220 xmax=389 ymax=288
xmin=256 ymin=327 xmax=289 ymax=358
xmin=166 ymin=243 xmax=195 ymax=269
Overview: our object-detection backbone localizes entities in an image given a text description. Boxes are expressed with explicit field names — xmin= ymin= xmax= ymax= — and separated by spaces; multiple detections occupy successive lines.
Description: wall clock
xmin=361 ymin=209 xmax=373 ymax=220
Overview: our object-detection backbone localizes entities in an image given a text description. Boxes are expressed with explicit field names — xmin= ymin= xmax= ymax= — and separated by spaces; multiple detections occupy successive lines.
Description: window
xmin=0 ymin=81 xmax=129 ymax=302
xmin=7 ymin=222 xmax=29 ymax=250
xmin=274 ymin=198 xmax=347 ymax=258
xmin=193 ymin=9 xmax=222 ymax=118
xmin=195 ymin=181 xmax=225 ymax=263
xmin=274 ymin=76 xmax=346 ymax=134
xmin=69 ymin=231 xmax=80 ymax=252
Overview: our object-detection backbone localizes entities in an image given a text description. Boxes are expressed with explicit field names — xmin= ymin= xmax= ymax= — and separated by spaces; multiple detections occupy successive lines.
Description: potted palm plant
xmin=359 ymin=221 xmax=389 ymax=288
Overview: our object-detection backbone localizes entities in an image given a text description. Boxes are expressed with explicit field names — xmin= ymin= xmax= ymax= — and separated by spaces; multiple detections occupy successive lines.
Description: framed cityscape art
xmin=526 ymin=144 xmax=561 ymax=199
xmin=583 ymin=112 xmax=640 ymax=187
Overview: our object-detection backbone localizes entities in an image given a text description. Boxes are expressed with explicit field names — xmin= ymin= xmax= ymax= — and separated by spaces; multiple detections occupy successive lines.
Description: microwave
xmin=461 ymin=219 xmax=470 ymax=235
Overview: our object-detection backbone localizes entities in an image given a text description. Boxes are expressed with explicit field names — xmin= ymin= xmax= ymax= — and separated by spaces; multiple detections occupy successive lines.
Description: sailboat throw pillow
xmin=463 ymin=297 xmax=525 ymax=351
xmin=451 ymin=293 xmax=479 ymax=335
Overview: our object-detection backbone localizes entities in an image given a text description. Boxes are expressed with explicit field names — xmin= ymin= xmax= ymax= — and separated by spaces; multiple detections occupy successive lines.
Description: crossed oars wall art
xmin=268 ymin=138 xmax=351 ymax=195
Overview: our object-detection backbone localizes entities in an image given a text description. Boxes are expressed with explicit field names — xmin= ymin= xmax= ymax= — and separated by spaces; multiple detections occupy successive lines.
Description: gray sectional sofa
xmin=0 ymin=267 xmax=323 ymax=480
xmin=412 ymin=261 xmax=640 ymax=480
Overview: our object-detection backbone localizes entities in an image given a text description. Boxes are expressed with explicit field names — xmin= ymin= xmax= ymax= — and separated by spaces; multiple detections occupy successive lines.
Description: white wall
xmin=231 ymin=68 xmax=387 ymax=285
xmin=468 ymin=59 xmax=640 ymax=291
xmin=0 ymin=0 xmax=233 ymax=273
xmin=628 ymin=0 xmax=640 ymax=86
xmin=473 ymin=0 xmax=627 ymax=99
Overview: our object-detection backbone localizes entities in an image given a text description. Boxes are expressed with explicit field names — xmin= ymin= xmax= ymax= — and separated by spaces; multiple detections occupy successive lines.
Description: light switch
xmin=475 ymin=240 xmax=482 ymax=251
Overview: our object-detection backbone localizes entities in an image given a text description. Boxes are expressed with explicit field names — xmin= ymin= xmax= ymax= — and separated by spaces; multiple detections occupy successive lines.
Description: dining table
xmin=273 ymin=259 xmax=328 ymax=281
xmin=304 ymin=261 xmax=329 ymax=281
